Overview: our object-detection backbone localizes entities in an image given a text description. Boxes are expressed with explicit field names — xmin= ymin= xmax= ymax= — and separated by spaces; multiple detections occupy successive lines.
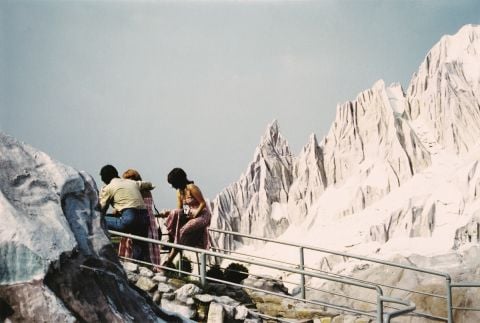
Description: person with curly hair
xmin=159 ymin=168 xmax=211 ymax=267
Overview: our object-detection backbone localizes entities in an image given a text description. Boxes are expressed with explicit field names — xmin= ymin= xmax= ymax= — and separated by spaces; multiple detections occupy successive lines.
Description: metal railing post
xmin=200 ymin=252 xmax=206 ymax=287
xmin=109 ymin=230 xmax=418 ymax=321
xmin=179 ymin=250 xmax=183 ymax=274
xmin=299 ymin=246 xmax=306 ymax=299
xmin=376 ymin=287 xmax=384 ymax=323
xmin=446 ymin=277 xmax=453 ymax=323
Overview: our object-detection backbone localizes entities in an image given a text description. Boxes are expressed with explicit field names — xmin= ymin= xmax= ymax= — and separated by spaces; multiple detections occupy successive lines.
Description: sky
xmin=1 ymin=0 xmax=480 ymax=208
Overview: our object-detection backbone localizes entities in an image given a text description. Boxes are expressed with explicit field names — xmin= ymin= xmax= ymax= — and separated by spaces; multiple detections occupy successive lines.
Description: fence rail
xmin=109 ymin=230 xmax=416 ymax=322
xmin=208 ymin=227 xmax=480 ymax=323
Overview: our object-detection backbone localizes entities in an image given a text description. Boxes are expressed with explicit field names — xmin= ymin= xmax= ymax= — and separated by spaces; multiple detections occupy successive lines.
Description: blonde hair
xmin=122 ymin=169 xmax=142 ymax=181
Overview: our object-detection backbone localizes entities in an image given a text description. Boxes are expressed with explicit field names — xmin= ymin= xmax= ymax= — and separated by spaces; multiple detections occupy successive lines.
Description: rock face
xmin=287 ymin=134 xmax=327 ymax=223
xmin=321 ymin=80 xmax=431 ymax=217
xmin=406 ymin=24 xmax=480 ymax=155
xmin=210 ymin=120 xmax=293 ymax=251
xmin=0 ymin=133 xmax=188 ymax=322
xmin=209 ymin=24 xmax=480 ymax=259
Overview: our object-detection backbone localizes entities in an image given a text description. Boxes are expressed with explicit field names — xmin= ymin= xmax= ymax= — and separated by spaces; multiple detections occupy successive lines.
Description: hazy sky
xmin=1 ymin=0 xmax=480 ymax=207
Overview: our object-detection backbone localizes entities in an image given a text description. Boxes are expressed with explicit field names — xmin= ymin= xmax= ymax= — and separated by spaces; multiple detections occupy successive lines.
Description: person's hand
xmin=187 ymin=208 xmax=197 ymax=220
xmin=156 ymin=209 xmax=170 ymax=218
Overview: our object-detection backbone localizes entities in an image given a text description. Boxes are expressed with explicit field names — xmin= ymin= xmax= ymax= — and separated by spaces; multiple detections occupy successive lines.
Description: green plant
xmin=206 ymin=264 xmax=224 ymax=281
xmin=224 ymin=262 xmax=249 ymax=284
xmin=174 ymin=256 xmax=193 ymax=277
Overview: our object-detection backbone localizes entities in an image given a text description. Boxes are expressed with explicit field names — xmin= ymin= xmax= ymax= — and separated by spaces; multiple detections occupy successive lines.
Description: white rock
xmin=195 ymin=294 xmax=215 ymax=303
xmin=234 ymin=305 xmax=249 ymax=320
xmin=139 ymin=266 xmax=154 ymax=278
xmin=206 ymin=302 xmax=224 ymax=323
xmin=175 ymin=284 xmax=202 ymax=303
xmin=157 ymin=282 xmax=173 ymax=293
xmin=122 ymin=262 xmax=138 ymax=273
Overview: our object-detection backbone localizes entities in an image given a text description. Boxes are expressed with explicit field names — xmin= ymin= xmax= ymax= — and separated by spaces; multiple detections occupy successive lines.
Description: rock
xmin=157 ymin=282 xmax=174 ymax=293
xmin=221 ymin=304 xmax=235 ymax=318
xmin=195 ymin=294 xmax=215 ymax=303
xmin=0 ymin=133 xmax=190 ymax=322
xmin=122 ymin=262 xmax=138 ymax=273
xmin=138 ymin=266 xmax=154 ymax=278
xmin=162 ymin=292 xmax=175 ymax=301
xmin=206 ymin=282 xmax=227 ymax=294
xmin=244 ymin=319 xmax=261 ymax=323
xmin=126 ymin=272 xmax=139 ymax=283
xmin=135 ymin=276 xmax=157 ymax=292
xmin=206 ymin=302 xmax=224 ymax=323
xmin=235 ymin=305 xmax=249 ymax=320
xmin=210 ymin=120 xmax=293 ymax=251
xmin=175 ymin=284 xmax=202 ymax=303
xmin=169 ymin=278 xmax=187 ymax=289
xmin=152 ymin=273 xmax=168 ymax=283
xmin=314 ymin=318 xmax=333 ymax=323
xmin=214 ymin=295 xmax=240 ymax=307
xmin=291 ymin=286 xmax=302 ymax=296
xmin=161 ymin=299 xmax=197 ymax=320
xmin=152 ymin=291 xmax=161 ymax=304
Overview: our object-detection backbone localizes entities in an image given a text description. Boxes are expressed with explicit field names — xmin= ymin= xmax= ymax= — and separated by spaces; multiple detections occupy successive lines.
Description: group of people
xmin=98 ymin=165 xmax=211 ymax=271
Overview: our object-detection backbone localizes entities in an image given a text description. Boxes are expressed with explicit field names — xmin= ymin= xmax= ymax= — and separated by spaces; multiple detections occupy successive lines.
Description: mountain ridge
xmin=210 ymin=24 xmax=480 ymax=259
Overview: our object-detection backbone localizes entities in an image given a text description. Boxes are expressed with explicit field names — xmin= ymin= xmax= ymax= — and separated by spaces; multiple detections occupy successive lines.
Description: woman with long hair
xmin=160 ymin=168 xmax=211 ymax=267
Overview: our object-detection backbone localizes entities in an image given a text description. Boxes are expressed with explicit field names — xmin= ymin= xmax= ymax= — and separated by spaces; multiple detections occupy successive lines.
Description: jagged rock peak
xmin=259 ymin=120 xmax=288 ymax=147
xmin=287 ymin=133 xmax=327 ymax=222
xmin=299 ymin=134 xmax=322 ymax=165
xmin=410 ymin=24 xmax=480 ymax=88
xmin=254 ymin=119 xmax=292 ymax=162
xmin=437 ymin=24 xmax=480 ymax=61
xmin=407 ymin=24 xmax=480 ymax=155
xmin=209 ymin=121 xmax=293 ymax=249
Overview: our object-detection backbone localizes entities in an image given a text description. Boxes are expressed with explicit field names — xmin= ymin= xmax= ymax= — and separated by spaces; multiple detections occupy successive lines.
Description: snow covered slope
xmin=210 ymin=24 xmax=480 ymax=262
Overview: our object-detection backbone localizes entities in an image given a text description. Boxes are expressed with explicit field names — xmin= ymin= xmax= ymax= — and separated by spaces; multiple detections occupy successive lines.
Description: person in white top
xmin=99 ymin=164 xmax=154 ymax=262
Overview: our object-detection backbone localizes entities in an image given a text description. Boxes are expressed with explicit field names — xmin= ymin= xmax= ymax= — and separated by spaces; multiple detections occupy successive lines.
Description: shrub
xmin=175 ymin=256 xmax=193 ymax=277
xmin=206 ymin=264 xmax=224 ymax=281
xmin=224 ymin=263 xmax=249 ymax=284
xmin=164 ymin=256 xmax=193 ymax=279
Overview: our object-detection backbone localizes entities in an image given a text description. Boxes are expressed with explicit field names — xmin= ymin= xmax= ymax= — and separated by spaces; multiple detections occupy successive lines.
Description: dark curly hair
xmin=167 ymin=168 xmax=193 ymax=190
xmin=100 ymin=164 xmax=119 ymax=184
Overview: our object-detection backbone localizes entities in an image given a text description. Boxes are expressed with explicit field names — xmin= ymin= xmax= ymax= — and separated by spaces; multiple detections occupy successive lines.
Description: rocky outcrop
xmin=287 ymin=134 xmax=327 ymax=223
xmin=406 ymin=24 xmax=480 ymax=155
xmin=121 ymin=261 xmax=351 ymax=322
xmin=210 ymin=120 xmax=293 ymax=250
xmin=209 ymin=25 xmax=480 ymax=261
xmin=321 ymin=81 xmax=431 ymax=217
xmin=0 ymin=133 xmax=188 ymax=322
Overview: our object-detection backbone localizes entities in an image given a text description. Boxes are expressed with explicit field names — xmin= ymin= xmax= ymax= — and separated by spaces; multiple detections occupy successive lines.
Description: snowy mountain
xmin=210 ymin=24 xmax=480 ymax=261
xmin=210 ymin=120 xmax=293 ymax=250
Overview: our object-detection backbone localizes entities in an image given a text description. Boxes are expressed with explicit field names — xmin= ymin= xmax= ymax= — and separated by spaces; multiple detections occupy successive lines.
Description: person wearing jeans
xmin=99 ymin=164 xmax=154 ymax=263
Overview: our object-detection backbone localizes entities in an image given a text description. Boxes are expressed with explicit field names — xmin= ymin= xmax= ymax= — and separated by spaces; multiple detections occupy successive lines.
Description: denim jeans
xmin=105 ymin=208 xmax=150 ymax=263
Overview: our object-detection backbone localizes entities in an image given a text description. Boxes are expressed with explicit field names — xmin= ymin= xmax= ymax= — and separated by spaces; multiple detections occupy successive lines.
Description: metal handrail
xmin=214 ymin=244 xmax=447 ymax=304
xmin=208 ymin=227 xmax=480 ymax=323
xmin=109 ymin=230 xmax=416 ymax=322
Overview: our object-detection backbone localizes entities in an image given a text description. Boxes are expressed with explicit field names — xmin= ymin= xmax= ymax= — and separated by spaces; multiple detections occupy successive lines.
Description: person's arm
xmin=176 ymin=190 xmax=183 ymax=209
xmin=188 ymin=184 xmax=206 ymax=218
xmin=136 ymin=181 xmax=155 ymax=191
xmin=98 ymin=186 xmax=112 ymax=215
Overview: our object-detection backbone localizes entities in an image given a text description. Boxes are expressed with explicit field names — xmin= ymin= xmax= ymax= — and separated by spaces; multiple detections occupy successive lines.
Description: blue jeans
xmin=105 ymin=208 xmax=150 ymax=263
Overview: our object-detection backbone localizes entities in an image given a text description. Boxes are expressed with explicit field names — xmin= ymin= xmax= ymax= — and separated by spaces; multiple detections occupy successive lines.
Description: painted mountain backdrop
xmin=209 ymin=24 xmax=480 ymax=262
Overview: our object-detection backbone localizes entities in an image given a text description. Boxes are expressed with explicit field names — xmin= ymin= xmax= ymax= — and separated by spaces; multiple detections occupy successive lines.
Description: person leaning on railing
xmin=118 ymin=168 xmax=163 ymax=272
xmin=98 ymin=164 xmax=153 ymax=263
xmin=158 ymin=168 xmax=211 ymax=268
